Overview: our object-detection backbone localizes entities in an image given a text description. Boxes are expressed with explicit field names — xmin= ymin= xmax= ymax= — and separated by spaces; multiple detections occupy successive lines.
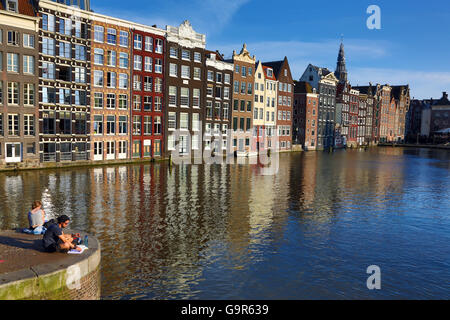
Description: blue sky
xmin=92 ymin=0 xmax=450 ymax=99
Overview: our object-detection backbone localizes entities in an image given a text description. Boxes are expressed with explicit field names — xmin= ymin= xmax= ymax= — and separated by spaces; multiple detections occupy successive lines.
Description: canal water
xmin=0 ymin=148 xmax=449 ymax=299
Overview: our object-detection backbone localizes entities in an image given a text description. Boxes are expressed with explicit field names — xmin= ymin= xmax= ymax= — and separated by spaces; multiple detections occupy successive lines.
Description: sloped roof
xmin=263 ymin=65 xmax=276 ymax=81
xmin=293 ymin=80 xmax=314 ymax=94
xmin=353 ymin=85 xmax=375 ymax=96
xmin=391 ymin=85 xmax=409 ymax=100
xmin=433 ymin=92 xmax=450 ymax=106
xmin=0 ymin=0 xmax=38 ymax=17
xmin=262 ymin=60 xmax=283 ymax=77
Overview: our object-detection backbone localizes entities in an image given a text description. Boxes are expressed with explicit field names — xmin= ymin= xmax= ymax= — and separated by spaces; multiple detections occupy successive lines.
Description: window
xmin=119 ymin=73 xmax=128 ymax=89
xmin=224 ymin=74 xmax=230 ymax=84
xmin=94 ymin=25 xmax=104 ymax=42
xmin=59 ymin=111 xmax=71 ymax=135
xmin=23 ymin=55 xmax=34 ymax=74
xmin=248 ymin=67 xmax=252 ymax=76
xmin=59 ymin=41 xmax=71 ymax=58
xmin=194 ymin=52 xmax=201 ymax=62
xmin=207 ymin=71 xmax=214 ymax=81
xmin=58 ymin=88 xmax=70 ymax=105
xmin=192 ymin=113 xmax=200 ymax=131
xmin=107 ymin=28 xmax=117 ymax=45
xmin=42 ymin=111 xmax=56 ymax=134
xmin=241 ymin=82 xmax=246 ymax=94
xmin=8 ymin=114 xmax=19 ymax=136
xmin=118 ymin=94 xmax=127 ymax=109
xmin=23 ymin=34 xmax=35 ymax=48
xmin=155 ymin=59 xmax=162 ymax=73
xmin=155 ymin=39 xmax=163 ymax=54
xmin=193 ymin=67 xmax=201 ymax=80
xmin=93 ymin=115 xmax=103 ymax=135
xmin=0 ymin=82 xmax=3 ymax=105
xmin=75 ymin=45 xmax=86 ymax=61
xmin=247 ymin=83 xmax=252 ymax=95
xmin=7 ymin=53 xmax=18 ymax=72
xmin=120 ymin=31 xmax=128 ymax=47
xmin=134 ymin=34 xmax=142 ymax=50
xmin=144 ymin=57 xmax=152 ymax=72
xmin=242 ymin=66 xmax=247 ymax=77
xmin=169 ymin=86 xmax=177 ymax=106
xmin=134 ymin=55 xmax=142 ymax=70
xmin=181 ymin=65 xmax=190 ymax=78
xmin=180 ymin=88 xmax=189 ymax=107
xmin=107 ymin=72 xmax=116 ymax=88
xmin=180 ymin=113 xmax=188 ymax=130
xmin=170 ymin=47 xmax=178 ymax=58
xmin=155 ymin=96 xmax=162 ymax=111
xmin=133 ymin=115 xmax=141 ymax=135
xmin=144 ymin=96 xmax=152 ymax=111
xmin=106 ymin=116 xmax=115 ymax=135
xmin=144 ymin=76 xmax=152 ymax=92
xmin=23 ymin=115 xmax=34 ymax=136
xmin=106 ymin=94 xmax=116 ymax=109
xmin=119 ymin=53 xmax=129 ymax=68
xmin=133 ymin=95 xmax=141 ymax=110
xmin=234 ymin=81 xmax=239 ymax=93
xmin=169 ymin=63 xmax=177 ymax=77
xmin=94 ymin=92 xmax=103 ymax=109
xmin=119 ymin=116 xmax=127 ymax=134
xmin=42 ymin=14 xmax=55 ymax=32
xmin=154 ymin=78 xmax=162 ymax=93
xmin=168 ymin=112 xmax=177 ymax=130
xmin=94 ymin=48 xmax=104 ymax=65
xmin=107 ymin=50 xmax=116 ymax=67
xmin=193 ymin=89 xmax=200 ymax=108
xmin=133 ymin=75 xmax=141 ymax=91
xmin=42 ymin=37 xmax=55 ymax=55
xmin=145 ymin=36 xmax=153 ymax=51
xmin=74 ymin=67 xmax=86 ymax=83
xmin=7 ymin=82 xmax=19 ymax=105
xmin=42 ymin=87 xmax=56 ymax=104
xmin=7 ymin=0 xmax=17 ymax=12
xmin=144 ymin=116 xmax=152 ymax=135
xmin=181 ymin=49 xmax=190 ymax=60
xmin=59 ymin=18 xmax=71 ymax=36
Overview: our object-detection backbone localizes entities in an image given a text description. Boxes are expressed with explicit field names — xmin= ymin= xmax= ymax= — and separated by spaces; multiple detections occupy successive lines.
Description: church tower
xmin=335 ymin=41 xmax=348 ymax=83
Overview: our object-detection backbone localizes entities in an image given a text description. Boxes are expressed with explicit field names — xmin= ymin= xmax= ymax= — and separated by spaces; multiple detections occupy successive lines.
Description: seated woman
xmin=27 ymin=200 xmax=47 ymax=235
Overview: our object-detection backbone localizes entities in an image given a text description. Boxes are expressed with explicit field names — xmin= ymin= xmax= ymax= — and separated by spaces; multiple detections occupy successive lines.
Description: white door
xmin=5 ymin=143 xmax=21 ymax=163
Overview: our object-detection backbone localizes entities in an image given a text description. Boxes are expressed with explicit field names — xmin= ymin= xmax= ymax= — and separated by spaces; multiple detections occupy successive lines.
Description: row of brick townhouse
xmin=2 ymin=0 xmax=415 ymax=170
xmin=293 ymin=41 xmax=411 ymax=150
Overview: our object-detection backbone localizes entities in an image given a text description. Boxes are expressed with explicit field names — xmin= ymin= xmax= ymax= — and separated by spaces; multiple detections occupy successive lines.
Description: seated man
xmin=42 ymin=215 xmax=81 ymax=253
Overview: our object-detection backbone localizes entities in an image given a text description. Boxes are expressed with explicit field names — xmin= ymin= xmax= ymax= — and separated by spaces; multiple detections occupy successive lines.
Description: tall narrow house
xmin=90 ymin=13 xmax=132 ymax=162
xmin=165 ymin=21 xmax=206 ymax=159
xmin=263 ymin=57 xmax=294 ymax=152
xmin=0 ymin=0 xmax=40 ymax=167
xmin=38 ymin=0 xmax=91 ymax=163
xmin=228 ymin=44 xmax=256 ymax=157
xmin=130 ymin=24 xmax=165 ymax=159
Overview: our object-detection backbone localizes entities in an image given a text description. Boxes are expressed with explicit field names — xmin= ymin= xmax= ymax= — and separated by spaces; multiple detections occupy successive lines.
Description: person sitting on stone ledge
xmin=42 ymin=215 xmax=81 ymax=253
xmin=27 ymin=200 xmax=47 ymax=235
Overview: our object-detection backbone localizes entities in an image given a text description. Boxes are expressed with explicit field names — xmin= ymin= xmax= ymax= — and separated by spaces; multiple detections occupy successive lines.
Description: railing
xmin=60 ymin=152 xmax=72 ymax=162
xmin=43 ymin=153 xmax=56 ymax=162
xmin=74 ymin=152 xmax=88 ymax=161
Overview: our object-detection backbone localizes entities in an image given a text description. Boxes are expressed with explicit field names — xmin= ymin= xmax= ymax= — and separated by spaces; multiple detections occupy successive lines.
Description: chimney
xmin=152 ymin=25 xmax=157 ymax=28
xmin=443 ymin=92 xmax=448 ymax=100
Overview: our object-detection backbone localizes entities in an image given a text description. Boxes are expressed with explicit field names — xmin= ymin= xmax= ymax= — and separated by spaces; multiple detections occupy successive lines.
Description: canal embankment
xmin=0 ymin=230 xmax=100 ymax=300
xmin=378 ymin=143 xmax=450 ymax=150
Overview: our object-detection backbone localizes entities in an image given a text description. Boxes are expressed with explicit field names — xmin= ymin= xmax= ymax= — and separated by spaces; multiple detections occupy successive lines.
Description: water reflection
xmin=0 ymin=148 xmax=449 ymax=299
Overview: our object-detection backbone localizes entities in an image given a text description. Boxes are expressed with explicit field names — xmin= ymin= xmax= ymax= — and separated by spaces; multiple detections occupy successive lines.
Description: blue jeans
xmin=32 ymin=226 xmax=47 ymax=235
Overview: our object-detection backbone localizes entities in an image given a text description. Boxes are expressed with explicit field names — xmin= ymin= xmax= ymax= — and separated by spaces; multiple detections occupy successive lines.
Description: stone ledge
xmin=0 ymin=230 xmax=101 ymax=300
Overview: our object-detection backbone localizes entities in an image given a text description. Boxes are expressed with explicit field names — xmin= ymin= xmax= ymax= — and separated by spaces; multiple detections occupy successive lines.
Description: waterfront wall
xmin=0 ymin=231 xmax=101 ymax=300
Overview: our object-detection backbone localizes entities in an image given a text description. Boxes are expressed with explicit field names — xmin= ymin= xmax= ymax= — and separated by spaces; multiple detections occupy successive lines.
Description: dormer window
xmin=267 ymin=69 xmax=273 ymax=77
xmin=7 ymin=0 xmax=18 ymax=12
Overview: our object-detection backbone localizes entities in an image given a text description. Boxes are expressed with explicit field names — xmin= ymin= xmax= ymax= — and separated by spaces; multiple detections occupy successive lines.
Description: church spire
xmin=335 ymin=40 xmax=348 ymax=83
